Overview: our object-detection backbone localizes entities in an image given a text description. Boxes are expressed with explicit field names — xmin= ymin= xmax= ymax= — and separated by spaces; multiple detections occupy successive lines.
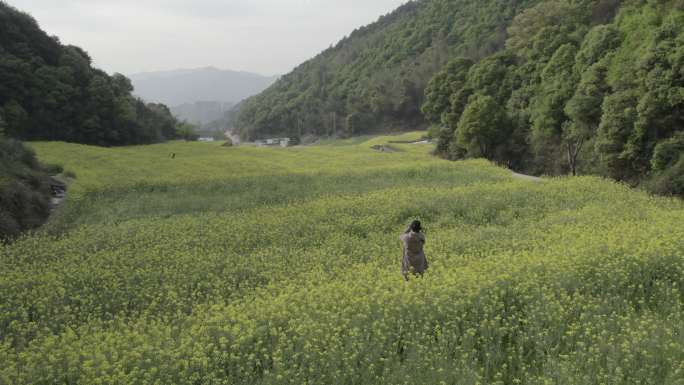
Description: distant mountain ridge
xmin=129 ymin=67 xmax=278 ymax=107
xmin=170 ymin=101 xmax=234 ymax=127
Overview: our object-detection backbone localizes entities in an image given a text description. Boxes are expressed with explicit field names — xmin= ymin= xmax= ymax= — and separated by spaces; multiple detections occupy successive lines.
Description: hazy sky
xmin=10 ymin=0 xmax=407 ymax=76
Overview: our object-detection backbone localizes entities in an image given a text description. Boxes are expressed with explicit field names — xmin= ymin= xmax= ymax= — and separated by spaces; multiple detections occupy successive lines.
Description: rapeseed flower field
xmin=1 ymin=133 xmax=683 ymax=384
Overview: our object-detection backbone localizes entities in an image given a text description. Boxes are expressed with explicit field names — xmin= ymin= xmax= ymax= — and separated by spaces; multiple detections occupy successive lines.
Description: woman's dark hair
xmin=409 ymin=220 xmax=422 ymax=232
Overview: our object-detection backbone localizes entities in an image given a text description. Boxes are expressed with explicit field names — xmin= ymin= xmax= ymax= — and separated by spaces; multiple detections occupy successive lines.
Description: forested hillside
xmin=235 ymin=0 xmax=538 ymax=140
xmin=236 ymin=0 xmax=684 ymax=195
xmin=423 ymin=0 xmax=684 ymax=194
xmin=0 ymin=137 xmax=54 ymax=240
xmin=170 ymin=101 xmax=234 ymax=127
xmin=0 ymin=2 xmax=181 ymax=146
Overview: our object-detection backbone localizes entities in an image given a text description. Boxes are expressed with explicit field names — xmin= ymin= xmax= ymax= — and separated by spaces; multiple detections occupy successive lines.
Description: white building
xmin=256 ymin=138 xmax=291 ymax=147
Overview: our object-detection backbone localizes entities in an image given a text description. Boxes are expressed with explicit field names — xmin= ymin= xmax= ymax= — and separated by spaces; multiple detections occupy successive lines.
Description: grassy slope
xmin=1 ymin=135 xmax=683 ymax=384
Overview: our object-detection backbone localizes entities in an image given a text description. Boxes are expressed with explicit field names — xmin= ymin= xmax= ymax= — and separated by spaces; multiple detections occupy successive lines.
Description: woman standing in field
xmin=401 ymin=220 xmax=428 ymax=280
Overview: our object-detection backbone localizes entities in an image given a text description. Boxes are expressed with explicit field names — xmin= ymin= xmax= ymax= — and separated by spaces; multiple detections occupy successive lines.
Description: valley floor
xmin=1 ymin=132 xmax=683 ymax=384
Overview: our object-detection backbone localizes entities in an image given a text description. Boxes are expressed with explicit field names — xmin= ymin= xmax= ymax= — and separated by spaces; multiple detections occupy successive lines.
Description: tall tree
xmin=529 ymin=43 xmax=579 ymax=173
xmin=455 ymin=94 xmax=507 ymax=158
xmin=422 ymin=58 xmax=474 ymax=125
xmin=594 ymin=90 xmax=639 ymax=180
xmin=563 ymin=61 xmax=611 ymax=175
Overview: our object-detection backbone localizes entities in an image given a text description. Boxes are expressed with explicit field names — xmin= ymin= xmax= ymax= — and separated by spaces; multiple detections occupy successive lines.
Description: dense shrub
xmin=646 ymin=157 xmax=684 ymax=196
xmin=0 ymin=137 xmax=53 ymax=240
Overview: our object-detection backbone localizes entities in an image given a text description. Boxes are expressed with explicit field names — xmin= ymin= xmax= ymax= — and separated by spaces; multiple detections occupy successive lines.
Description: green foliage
xmin=237 ymin=0 xmax=677 ymax=191
xmin=235 ymin=0 xmax=538 ymax=140
xmin=565 ymin=61 xmax=610 ymax=138
xmin=236 ymin=0 xmax=684 ymax=193
xmin=647 ymin=130 xmax=684 ymax=195
xmin=532 ymin=44 xmax=578 ymax=142
xmin=647 ymin=156 xmax=684 ymax=195
xmin=1 ymin=139 xmax=683 ymax=383
xmin=0 ymin=137 xmax=53 ymax=240
xmin=426 ymin=125 xmax=440 ymax=140
xmin=574 ymin=24 xmax=621 ymax=73
xmin=41 ymin=162 xmax=63 ymax=175
xmin=455 ymin=94 xmax=507 ymax=158
xmin=465 ymin=53 xmax=517 ymax=103
xmin=0 ymin=2 xmax=182 ymax=145
xmin=422 ymin=0 xmax=684 ymax=195
xmin=175 ymin=121 xmax=199 ymax=141
xmin=594 ymin=89 xmax=640 ymax=179
xmin=563 ymin=60 xmax=611 ymax=174
xmin=506 ymin=0 xmax=588 ymax=60
xmin=422 ymin=58 xmax=475 ymax=156
xmin=422 ymin=58 xmax=474 ymax=125
xmin=651 ymin=132 xmax=684 ymax=171
xmin=529 ymin=43 xmax=580 ymax=173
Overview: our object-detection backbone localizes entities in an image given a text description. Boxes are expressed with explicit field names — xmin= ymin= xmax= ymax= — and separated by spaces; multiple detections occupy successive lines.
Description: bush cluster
xmin=0 ymin=137 xmax=54 ymax=240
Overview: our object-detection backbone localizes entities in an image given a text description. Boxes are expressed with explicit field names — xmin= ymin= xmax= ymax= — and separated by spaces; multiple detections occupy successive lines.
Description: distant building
xmin=198 ymin=137 xmax=215 ymax=142
xmin=256 ymin=138 xmax=291 ymax=147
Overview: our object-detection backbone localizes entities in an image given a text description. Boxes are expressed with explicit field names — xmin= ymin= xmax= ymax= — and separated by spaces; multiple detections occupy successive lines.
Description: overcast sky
xmin=10 ymin=0 xmax=407 ymax=76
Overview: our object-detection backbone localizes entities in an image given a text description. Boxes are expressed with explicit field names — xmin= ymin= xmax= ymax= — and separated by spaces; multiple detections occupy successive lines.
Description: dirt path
xmin=511 ymin=172 xmax=542 ymax=182
xmin=48 ymin=174 xmax=72 ymax=213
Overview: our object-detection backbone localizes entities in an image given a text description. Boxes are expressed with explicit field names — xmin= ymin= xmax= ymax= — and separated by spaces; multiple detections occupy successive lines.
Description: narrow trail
xmin=511 ymin=172 xmax=542 ymax=182
xmin=48 ymin=175 xmax=71 ymax=213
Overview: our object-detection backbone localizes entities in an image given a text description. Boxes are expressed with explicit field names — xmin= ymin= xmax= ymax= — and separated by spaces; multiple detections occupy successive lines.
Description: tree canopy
xmin=234 ymin=0 xmax=538 ymax=141
xmin=422 ymin=0 xmax=684 ymax=194
xmin=234 ymin=0 xmax=684 ymax=195
xmin=0 ymin=1 xmax=184 ymax=146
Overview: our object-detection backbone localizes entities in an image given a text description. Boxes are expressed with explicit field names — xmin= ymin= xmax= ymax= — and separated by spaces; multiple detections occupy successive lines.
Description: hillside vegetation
xmin=0 ymin=137 xmax=54 ymax=240
xmin=0 ymin=2 xmax=181 ymax=146
xmin=235 ymin=0 xmax=684 ymax=195
xmin=235 ymin=0 xmax=533 ymax=140
xmin=1 ymin=137 xmax=682 ymax=383
xmin=0 ymin=2 xmax=198 ymax=238
xmin=423 ymin=0 xmax=684 ymax=193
